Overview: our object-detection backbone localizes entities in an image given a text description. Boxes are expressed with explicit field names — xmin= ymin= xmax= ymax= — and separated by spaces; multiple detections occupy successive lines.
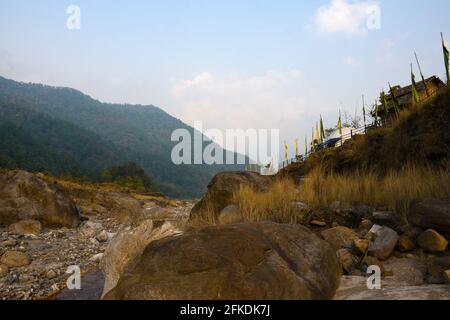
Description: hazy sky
xmin=1 ymin=0 xmax=449 ymax=159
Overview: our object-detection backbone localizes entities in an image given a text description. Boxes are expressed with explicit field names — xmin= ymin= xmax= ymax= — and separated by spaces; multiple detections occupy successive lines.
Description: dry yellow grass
xmin=46 ymin=177 xmax=125 ymax=193
xmin=299 ymin=163 xmax=450 ymax=210
xmin=39 ymin=173 xmax=175 ymax=203
xmin=231 ymin=163 xmax=450 ymax=223
xmin=189 ymin=179 xmax=304 ymax=226
xmin=232 ymin=178 xmax=303 ymax=224
xmin=185 ymin=200 xmax=218 ymax=227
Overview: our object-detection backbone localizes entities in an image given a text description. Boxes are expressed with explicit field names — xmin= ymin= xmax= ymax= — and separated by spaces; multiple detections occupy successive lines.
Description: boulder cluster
xmin=186 ymin=172 xmax=450 ymax=299
xmin=0 ymin=170 xmax=192 ymax=300
xmin=1 ymin=170 xmax=449 ymax=300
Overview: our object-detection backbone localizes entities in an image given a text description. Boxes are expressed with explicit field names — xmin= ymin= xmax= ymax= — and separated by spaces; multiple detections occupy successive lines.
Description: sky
xmin=1 ymin=0 xmax=449 ymax=160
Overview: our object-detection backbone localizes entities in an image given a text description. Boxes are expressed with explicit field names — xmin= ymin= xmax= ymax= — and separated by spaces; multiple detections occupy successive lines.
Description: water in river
xmin=55 ymin=268 xmax=105 ymax=300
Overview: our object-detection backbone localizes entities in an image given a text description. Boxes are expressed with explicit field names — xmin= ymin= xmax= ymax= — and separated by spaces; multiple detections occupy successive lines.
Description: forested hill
xmin=0 ymin=76 xmax=245 ymax=198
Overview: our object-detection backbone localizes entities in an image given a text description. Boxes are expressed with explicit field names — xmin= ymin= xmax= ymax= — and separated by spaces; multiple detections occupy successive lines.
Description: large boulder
xmin=383 ymin=257 xmax=427 ymax=286
xmin=67 ymin=187 xmax=143 ymax=223
xmin=94 ymin=192 xmax=144 ymax=223
xmin=190 ymin=172 xmax=272 ymax=222
xmin=0 ymin=171 xmax=80 ymax=228
xmin=408 ymin=198 xmax=450 ymax=234
xmin=100 ymin=219 xmax=182 ymax=298
xmin=104 ymin=222 xmax=341 ymax=300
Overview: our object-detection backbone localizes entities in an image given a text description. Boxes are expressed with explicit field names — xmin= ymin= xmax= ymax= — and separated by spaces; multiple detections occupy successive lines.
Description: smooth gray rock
xmin=368 ymin=225 xmax=399 ymax=260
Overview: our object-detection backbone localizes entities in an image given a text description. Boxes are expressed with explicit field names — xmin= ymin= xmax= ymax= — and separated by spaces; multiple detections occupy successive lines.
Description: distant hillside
xmin=0 ymin=76 xmax=245 ymax=198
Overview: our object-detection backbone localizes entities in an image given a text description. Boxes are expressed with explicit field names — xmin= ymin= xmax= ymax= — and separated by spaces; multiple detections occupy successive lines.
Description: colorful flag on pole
xmin=320 ymin=116 xmax=325 ymax=142
xmin=388 ymin=82 xmax=400 ymax=117
xmin=315 ymin=122 xmax=320 ymax=143
xmin=381 ymin=90 xmax=389 ymax=116
xmin=442 ymin=32 xmax=450 ymax=85
xmin=337 ymin=110 xmax=342 ymax=135
xmin=284 ymin=141 xmax=288 ymax=161
xmin=305 ymin=137 xmax=308 ymax=156
xmin=411 ymin=65 xmax=420 ymax=105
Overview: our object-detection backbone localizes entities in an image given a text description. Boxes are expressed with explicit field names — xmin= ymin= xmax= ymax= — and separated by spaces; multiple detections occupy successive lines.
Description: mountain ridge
xmin=0 ymin=76 xmax=246 ymax=198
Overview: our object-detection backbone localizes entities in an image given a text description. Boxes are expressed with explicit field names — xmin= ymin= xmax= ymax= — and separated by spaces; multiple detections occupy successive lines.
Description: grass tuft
xmin=232 ymin=178 xmax=302 ymax=224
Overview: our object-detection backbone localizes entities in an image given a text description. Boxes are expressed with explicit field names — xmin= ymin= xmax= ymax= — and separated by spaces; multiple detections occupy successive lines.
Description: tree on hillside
xmin=101 ymin=161 xmax=155 ymax=192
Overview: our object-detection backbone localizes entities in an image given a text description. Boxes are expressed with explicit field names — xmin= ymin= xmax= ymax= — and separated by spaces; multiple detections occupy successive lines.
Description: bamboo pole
xmin=415 ymin=52 xmax=430 ymax=97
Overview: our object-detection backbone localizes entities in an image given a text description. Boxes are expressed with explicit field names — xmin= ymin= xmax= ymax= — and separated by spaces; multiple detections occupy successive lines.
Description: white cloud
xmin=377 ymin=39 xmax=396 ymax=63
xmin=171 ymin=70 xmax=307 ymax=131
xmin=343 ymin=56 xmax=361 ymax=66
xmin=313 ymin=0 xmax=380 ymax=36
xmin=107 ymin=76 xmax=123 ymax=86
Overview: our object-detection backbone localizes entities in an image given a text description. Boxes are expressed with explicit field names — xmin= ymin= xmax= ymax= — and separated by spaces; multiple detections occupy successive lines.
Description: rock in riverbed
xmin=100 ymin=219 xmax=182 ymax=298
xmin=417 ymin=229 xmax=448 ymax=253
xmin=9 ymin=219 xmax=42 ymax=236
xmin=367 ymin=225 xmax=399 ymax=260
xmin=104 ymin=222 xmax=341 ymax=300
xmin=0 ymin=251 xmax=30 ymax=267
xmin=218 ymin=205 xmax=243 ymax=225
xmin=0 ymin=170 xmax=80 ymax=228
xmin=190 ymin=171 xmax=272 ymax=221
xmin=408 ymin=198 xmax=450 ymax=234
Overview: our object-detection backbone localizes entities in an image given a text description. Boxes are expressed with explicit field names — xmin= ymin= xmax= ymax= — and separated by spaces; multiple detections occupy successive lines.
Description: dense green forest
xmin=0 ymin=76 xmax=245 ymax=198
xmin=101 ymin=162 xmax=155 ymax=192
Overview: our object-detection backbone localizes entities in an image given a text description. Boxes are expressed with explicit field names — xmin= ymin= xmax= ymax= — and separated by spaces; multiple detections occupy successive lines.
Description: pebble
xmin=46 ymin=270 xmax=57 ymax=280
xmin=397 ymin=235 xmax=415 ymax=252
xmin=89 ymin=238 xmax=100 ymax=246
xmin=95 ymin=230 xmax=109 ymax=243
xmin=89 ymin=253 xmax=104 ymax=263
xmin=0 ymin=264 xmax=9 ymax=276
xmin=0 ymin=251 xmax=31 ymax=267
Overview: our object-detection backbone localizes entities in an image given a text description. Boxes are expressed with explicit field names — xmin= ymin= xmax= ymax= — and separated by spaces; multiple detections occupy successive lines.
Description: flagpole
xmin=362 ymin=94 xmax=366 ymax=133
xmin=414 ymin=52 xmax=429 ymax=97
xmin=411 ymin=63 xmax=420 ymax=105
xmin=374 ymin=99 xmax=379 ymax=128
xmin=442 ymin=32 xmax=450 ymax=85
xmin=388 ymin=82 xmax=400 ymax=118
